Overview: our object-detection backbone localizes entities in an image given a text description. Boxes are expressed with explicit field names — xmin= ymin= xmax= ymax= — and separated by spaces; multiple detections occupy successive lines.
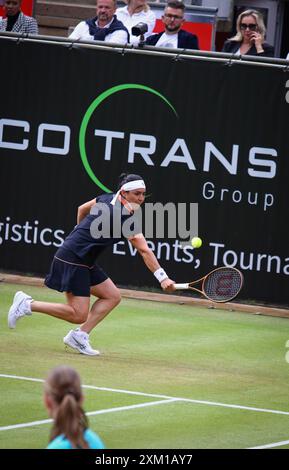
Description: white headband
xmin=111 ymin=179 xmax=146 ymax=206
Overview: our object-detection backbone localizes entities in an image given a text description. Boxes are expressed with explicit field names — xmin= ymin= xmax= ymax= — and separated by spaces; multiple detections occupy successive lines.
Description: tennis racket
xmin=174 ymin=266 xmax=243 ymax=303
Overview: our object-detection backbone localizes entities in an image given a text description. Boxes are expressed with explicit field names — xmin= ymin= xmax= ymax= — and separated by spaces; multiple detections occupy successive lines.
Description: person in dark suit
xmin=222 ymin=9 xmax=274 ymax=57
xmin=145 ymin=0 xmax=199 ymax=50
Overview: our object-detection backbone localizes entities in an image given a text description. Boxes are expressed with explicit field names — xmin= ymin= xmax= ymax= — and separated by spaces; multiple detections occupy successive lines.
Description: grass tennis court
xmin=1 ymin=282 xmax=289 ymax=449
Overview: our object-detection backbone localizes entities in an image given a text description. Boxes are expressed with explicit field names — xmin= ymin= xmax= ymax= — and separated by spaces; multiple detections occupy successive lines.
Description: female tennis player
xmin=8 ymin=174 xmax=175 ymax=356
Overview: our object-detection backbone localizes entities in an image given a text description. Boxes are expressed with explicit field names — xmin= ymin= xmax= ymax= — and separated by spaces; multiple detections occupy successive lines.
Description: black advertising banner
xmin=0 ymin=38 xmax=288 ymax=305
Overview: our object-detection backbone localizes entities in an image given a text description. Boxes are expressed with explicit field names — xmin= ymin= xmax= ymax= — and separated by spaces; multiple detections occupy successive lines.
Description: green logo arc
xmin=79 ymin=83 xmax=178 ymax=192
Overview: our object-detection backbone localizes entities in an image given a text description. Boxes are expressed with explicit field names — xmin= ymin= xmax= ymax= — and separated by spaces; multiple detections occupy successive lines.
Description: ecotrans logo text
xmin=0 ymin=84 xmax=278 ymax=212
xmin=78 ymin=83 xmax=278 ymax=195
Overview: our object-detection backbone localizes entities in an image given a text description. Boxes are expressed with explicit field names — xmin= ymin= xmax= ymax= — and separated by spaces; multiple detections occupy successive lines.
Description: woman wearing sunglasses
xmin=222 ymin=9 xmax=274 ymax=57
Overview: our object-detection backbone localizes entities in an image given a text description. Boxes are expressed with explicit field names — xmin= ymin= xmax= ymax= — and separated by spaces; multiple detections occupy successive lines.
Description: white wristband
xmin=154 ymin=268 xmax=168 ymax=283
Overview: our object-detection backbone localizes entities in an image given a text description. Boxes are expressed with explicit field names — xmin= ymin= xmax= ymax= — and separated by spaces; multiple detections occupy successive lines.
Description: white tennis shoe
xmin=63 ymin=329 xmax=100 ymax=356
xmin=8 ymin=291 xmax=33 ymax=329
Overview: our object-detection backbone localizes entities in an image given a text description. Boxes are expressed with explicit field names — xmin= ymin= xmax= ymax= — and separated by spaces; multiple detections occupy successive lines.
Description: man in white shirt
xmin=116 ymin=0 xmax=156 ymax=46
xmin=69 ymin=0 xmax=129 ymax=44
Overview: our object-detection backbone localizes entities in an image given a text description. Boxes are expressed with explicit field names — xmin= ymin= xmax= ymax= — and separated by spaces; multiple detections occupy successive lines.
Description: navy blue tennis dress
xmin=45 ymin=193 xmax=137 ymax=296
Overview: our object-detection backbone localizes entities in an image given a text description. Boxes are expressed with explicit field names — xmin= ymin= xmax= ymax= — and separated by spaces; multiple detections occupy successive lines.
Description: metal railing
xmin=1 ymin=30 xmax=289 ymax=71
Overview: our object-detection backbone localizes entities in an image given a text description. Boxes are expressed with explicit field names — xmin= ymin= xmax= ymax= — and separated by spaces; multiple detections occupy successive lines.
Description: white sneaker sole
xmin=63 ymin=333 xmax=100 ymax=356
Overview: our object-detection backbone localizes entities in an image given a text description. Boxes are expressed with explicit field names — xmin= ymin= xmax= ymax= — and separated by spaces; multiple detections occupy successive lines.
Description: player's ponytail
xmin=45 ymin=366 xmax=89 ymax=449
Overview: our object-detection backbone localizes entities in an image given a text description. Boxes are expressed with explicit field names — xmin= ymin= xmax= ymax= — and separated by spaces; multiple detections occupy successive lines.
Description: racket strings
xmin=203 ymin=268 xmax=243 ymax=302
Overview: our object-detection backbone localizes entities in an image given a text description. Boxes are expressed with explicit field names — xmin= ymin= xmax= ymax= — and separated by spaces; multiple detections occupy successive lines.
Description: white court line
xmin=0 ymin=419 xmax=53 ymax=432
xmin=0 ymin=399 xmax=178 ymax=432
xmin=86 ymin=398 xmax=179 ymax=417
xmin=1 ymin=373 xmax=289 ymax=417
xmin=248 ymin=439 xmax=289 ymax=449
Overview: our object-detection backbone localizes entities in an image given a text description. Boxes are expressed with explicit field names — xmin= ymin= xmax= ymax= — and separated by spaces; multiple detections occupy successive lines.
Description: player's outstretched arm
xmin=129 ymin=234 xmax=175 ymax=292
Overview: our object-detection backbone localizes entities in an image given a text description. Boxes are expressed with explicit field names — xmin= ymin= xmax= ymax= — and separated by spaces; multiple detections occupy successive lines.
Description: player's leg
xmin=62 ymin=278 xmax=121 ymax=356
xmin=31 ymin=295 xmax=90 ymax=324
xmin=29 ymin=257 xmax=91 ymax=325
xmin=8 ymin=290 xmax=90 ymax=329
xmin=81 ymin=278 xmax=121 ymax=334
xmin=63 ymin=292 xmax=103 ymax=356
xmin=30 ymin=293 xmax=100 ymax=356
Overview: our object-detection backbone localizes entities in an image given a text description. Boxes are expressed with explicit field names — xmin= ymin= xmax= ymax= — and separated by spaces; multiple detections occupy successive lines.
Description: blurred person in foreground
xmin=145 ymin=1 xmax=199 ymax=50
xmin=222 ymin=9 xmax=274 ymax=57
xmin=0 ymin=0 xmax=38 ymax=34
xmin=44 ymin=365 xmax=105 ymax=449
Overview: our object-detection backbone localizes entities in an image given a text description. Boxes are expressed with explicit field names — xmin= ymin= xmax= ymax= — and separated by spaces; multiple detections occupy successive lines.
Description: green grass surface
xmin=1 ymin=283 xmax=289 ymax=449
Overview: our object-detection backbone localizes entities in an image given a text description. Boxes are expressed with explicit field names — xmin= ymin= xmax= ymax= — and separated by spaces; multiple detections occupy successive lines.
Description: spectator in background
xmin=0 ymin=0 xmax=38 ymax=34
xmin=222 ymin=9 xmax=274 ymax=57
xmin=116 ymin=0 xmax=156 ymax=46
xmin=69 ymin=0 xmax=129 ymax=44
xmin=44 ymin=365 xmax=105 ymax=449
xmin=145 ymin=1 xmax=199 ymax=50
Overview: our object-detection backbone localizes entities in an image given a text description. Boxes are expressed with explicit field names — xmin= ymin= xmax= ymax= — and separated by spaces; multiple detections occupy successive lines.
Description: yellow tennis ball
xmin=191 ymin=237 xmax=202 ymax=248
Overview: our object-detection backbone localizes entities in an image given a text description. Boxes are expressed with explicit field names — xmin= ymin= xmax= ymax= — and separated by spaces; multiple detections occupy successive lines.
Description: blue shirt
xmin=46 ymin=428 xmax=105 ymax=449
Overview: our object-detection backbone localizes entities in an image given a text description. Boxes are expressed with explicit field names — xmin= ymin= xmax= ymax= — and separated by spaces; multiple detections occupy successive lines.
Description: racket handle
xmin=174 ymin=283 xmax=189 ymax=290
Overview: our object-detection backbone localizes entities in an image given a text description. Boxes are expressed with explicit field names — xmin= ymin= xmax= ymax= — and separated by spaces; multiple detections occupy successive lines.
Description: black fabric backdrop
xmin=0 ymin=38 xmax=288 ymax=305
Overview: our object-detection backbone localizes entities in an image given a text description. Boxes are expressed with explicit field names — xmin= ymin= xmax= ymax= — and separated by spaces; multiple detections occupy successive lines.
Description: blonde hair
xmin=44 ymin=366 xmax=89 ymax=449
xmin=229 ymin=9 xmax=266 ymax=42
